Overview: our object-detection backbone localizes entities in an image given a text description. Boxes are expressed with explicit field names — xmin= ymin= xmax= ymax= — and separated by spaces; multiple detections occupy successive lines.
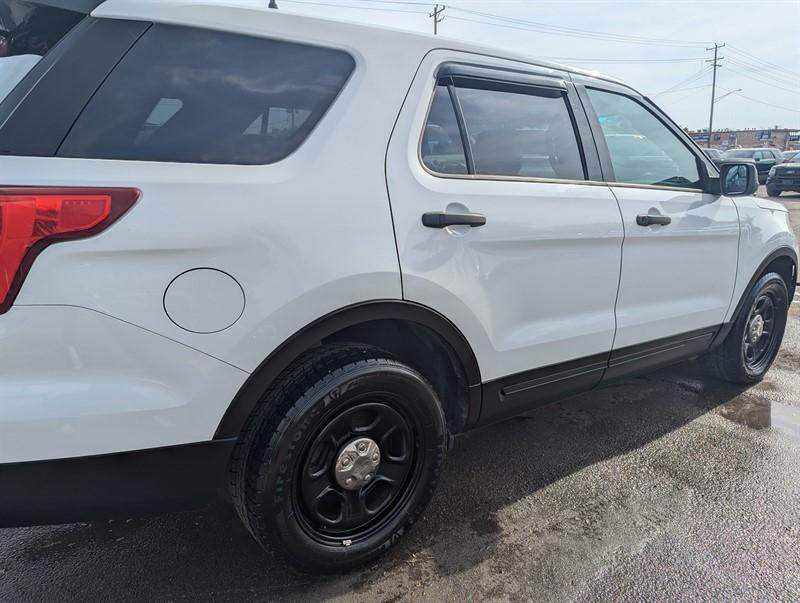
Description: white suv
xmin=1 ymin=0 xmax=796 ymax=573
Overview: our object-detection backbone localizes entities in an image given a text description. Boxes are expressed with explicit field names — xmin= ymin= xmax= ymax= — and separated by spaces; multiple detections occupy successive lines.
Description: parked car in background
xmin=725 ymin=148 xmax=782 ymax=183
xmin=0 ymin=0 xmax=797 ymax=574
xmin=781 ymin=149 xmax=800 ymax=163
xmin=701 ymin=147 xmax=724 ymax=169
xmin=767 ymin=157 xmax=800 ymax=197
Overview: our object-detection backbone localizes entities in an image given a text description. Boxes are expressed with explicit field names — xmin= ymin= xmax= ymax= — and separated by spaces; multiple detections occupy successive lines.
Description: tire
xmin=701 ymin=272 xmax=789 ymax=384
xmin=766 ymin=185 xmax=781 ymax=197
xmin=230 ymin=343 xmax=447 ymax=573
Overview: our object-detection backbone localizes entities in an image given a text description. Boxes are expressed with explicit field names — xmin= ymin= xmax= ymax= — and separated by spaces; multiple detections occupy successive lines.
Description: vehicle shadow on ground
xmin=3 ymin=361 xmax=763 ymax=602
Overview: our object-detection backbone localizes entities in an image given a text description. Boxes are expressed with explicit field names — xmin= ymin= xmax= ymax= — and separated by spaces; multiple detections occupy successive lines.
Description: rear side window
xmin=0 ymin=0 xmax=84 ymax=57
xmin=456 ymin=85 xmax=584 ymax=180
xmin=0 ymin=0 xmax=85 ymax=102
xmin=421 ymin=85 xmax=468 ymax=175
xmin=58 ymin=24 xmax=355 ymax=165
xmin=422 ymin=74 xmax=586 ymax=181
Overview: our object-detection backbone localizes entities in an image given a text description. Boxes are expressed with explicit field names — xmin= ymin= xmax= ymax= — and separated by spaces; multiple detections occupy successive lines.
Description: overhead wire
xmin=717 ymin=86 xmax=799 ymax=113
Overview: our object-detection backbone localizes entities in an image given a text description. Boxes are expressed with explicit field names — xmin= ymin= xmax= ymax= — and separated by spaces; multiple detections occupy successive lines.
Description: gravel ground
xmin=1 ymin=190 xmax=798 ymax=602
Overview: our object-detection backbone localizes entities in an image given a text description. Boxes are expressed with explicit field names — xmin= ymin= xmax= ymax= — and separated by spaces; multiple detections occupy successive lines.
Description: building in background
xmin=689 ymin=128 xmax=800 ymax=151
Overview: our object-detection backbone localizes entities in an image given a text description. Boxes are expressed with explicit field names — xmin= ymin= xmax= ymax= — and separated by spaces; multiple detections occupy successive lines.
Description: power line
xmin=727 ymin=45 xmax=800 ymax=79
xmin=653 ymin=65 xmax=712 ymax=95
xmin=282 ymin=0 xmax=800 ymax=126
xmin=727 ymin=56 xmax=800 ymax=85
xmin=725 ymin=67 xmax=799 ymax=95
xmin=656 ymin=83 xmax=713 ymax=96
xmin=445 ymin=14 xmax=702 ymax=48
xmin=717 ymin=87 xmax=800 ymax=113
xmin=659 ymin=85 xmax=712 ymax=107
xmin=447 ymin=6 xmax=710 ymax=47
xmin=541 ymin=56 xmax=706 ymax=64
xmin=281 ymin=0 xmax=428 ymax=13
xmin=724 ymin=60 xmax=800 ymax=92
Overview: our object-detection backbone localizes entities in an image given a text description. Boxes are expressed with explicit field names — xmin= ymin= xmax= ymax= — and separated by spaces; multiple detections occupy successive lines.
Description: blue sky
xmin=277 ymin=0 xmax=799 ymax=131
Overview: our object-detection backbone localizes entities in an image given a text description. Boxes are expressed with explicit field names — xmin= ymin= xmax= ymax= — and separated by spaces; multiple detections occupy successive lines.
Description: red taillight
xmin=0 ymin=187 xmax=139 ymax=313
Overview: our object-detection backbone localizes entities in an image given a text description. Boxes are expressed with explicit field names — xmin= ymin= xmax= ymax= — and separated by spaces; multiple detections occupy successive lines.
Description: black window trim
xmin=418 ymin=63 xmax=598 ymax=186
xmin=575 ymin=80 xmax=717 ymax=193
xmin=437 ymin=62 xmax=567 ymax=92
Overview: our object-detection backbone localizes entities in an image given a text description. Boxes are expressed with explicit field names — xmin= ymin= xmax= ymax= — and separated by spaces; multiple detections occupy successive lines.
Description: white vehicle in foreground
xmin=0 ymin=0 xmax=796 ymax=573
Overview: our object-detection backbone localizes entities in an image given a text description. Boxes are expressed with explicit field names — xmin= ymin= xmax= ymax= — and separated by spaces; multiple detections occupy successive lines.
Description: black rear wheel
xmin=766 ymin=185 xmax=781 ymax=197
xmin=230 ymin=344 xmax=447 ymax=573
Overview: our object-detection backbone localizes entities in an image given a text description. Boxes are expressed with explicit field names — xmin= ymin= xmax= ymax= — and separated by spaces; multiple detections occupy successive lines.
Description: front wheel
xmin=230 ymin=344 xmax=447 ymax=573
xmin=766 ymin=184 xmax=781 ymax=197
xmin=701 ymin=272 xmax=789 ymax=384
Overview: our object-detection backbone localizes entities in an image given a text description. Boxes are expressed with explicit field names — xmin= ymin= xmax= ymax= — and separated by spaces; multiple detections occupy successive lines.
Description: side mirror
xmin=719 ymin=162 xmax=758 ymax=196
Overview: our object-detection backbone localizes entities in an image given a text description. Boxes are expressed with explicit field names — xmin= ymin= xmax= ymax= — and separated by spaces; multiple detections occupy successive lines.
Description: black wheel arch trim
xmin=711 ymin=246 xmax=797 ymax=348
xmin=732 ymin=248 xmax=796 ymax=317
xmin=213 ymin=300 xmax=482 ymax=440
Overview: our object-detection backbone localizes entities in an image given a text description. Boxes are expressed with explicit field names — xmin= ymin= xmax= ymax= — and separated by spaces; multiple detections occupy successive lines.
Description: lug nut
xmin=341 ymin=457 xmax=351 ymax=467
xmin=357 ymin=443 xmax=367 ymax=452
xmin=364 ymin=474 xmax=372 ymax=481
xmin=345 ymin=477 xmax=353 ymax=486
xmin=372 ymin=453 xmax=379 ymax=462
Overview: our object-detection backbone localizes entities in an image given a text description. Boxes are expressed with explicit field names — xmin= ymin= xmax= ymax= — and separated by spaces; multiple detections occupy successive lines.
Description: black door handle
xmin=636 ymin=214 xmax=671 ymax=227
xmin=422 ymin=212 xmax=486 ymax=228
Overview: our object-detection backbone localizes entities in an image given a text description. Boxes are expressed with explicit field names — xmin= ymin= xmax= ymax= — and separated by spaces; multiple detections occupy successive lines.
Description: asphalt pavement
xmin=1 ymin=190 xmax=799 ymax=602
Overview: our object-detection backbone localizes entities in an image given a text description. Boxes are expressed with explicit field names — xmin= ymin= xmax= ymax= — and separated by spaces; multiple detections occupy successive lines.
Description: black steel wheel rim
xmin=743 ymin=292 xmax=778 ymax=371
xmin=295 ymin=398 xmax=420 ymax=543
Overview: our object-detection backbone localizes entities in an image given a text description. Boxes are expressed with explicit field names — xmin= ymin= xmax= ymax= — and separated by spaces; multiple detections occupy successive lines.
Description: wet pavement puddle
xmin=718 ymin=397 xmax=800 ymax=442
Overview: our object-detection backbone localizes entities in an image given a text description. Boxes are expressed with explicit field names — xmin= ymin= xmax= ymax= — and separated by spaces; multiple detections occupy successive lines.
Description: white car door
xmin=576 ymin=81 xmax=740 ymax=379
xmin=386 ymin=53 xmax=624 ymax=423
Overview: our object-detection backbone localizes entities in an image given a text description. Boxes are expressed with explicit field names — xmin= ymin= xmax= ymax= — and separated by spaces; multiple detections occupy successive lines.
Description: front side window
xmin=586 ymin=88 xmax=700 ymax=188
xmin=455 ymin=84 xmax=585 ymax=180
xmin=58 ymin=24 xmax=355 ymax=164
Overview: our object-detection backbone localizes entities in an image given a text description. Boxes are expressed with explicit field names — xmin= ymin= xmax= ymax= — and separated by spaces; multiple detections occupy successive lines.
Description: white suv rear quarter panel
xmin=2 ymin=8 xmax=422 ymax=373
xmin=0 ymin=5 xmax=432 ymax=461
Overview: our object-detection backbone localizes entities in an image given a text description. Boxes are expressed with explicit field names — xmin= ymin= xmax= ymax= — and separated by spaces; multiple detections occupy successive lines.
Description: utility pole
xmin=429 ymin=4 xmax=445 ymax=35
xmin=705 ymin=42 xmax=725 ymax=148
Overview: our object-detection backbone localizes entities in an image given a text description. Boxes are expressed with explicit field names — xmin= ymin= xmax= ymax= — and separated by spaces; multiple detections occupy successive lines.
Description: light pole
xmin=714 ymin=89 xmax=742 ymax=103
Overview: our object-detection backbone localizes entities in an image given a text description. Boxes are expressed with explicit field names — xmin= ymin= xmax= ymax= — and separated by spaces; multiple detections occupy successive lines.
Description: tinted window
xmin=59 ymin=24 xmax=355 ymax=164
xmin=421 ymin=85 xmax=468 ymax=175
xmin=0 ymin=0 xmax=84 ymax=57
xmin=455 ymin=85 xmax=584 ymax=180
xmin=587 ymin=88 xmax=700 ymax=188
